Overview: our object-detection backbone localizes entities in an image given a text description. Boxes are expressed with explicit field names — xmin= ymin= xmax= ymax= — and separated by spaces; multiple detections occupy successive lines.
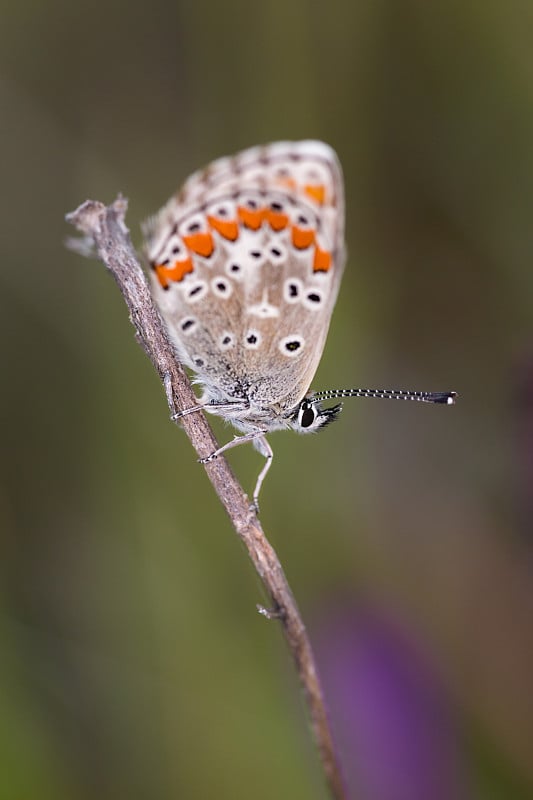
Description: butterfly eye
xmin=293 ymin=400 xmax=343 ymax=432
xmin=298 ymin=402 xmax=317 ymax=428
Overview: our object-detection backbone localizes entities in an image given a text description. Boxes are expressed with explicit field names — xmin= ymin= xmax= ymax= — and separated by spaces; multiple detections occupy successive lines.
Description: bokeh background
xmin=2 ymin=1 xmax=533 ymax=798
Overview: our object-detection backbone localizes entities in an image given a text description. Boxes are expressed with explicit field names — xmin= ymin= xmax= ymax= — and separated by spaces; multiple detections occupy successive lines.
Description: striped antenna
xmin=311 ymin=388 xmax=457 ymax=405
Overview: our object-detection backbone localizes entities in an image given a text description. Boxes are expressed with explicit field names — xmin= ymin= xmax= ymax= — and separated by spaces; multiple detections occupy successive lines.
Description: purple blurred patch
xmin=312 ymin=604 xmax=466 ymax=800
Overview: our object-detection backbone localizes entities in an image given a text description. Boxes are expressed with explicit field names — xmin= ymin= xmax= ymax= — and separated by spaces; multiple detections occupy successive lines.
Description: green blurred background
xmin=2 ymin=1 xmax=533 ymax=798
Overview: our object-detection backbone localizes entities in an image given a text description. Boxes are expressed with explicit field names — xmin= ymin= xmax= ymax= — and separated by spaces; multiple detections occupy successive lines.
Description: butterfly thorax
xmin=197 ymin=380 xmax=298 ymax=433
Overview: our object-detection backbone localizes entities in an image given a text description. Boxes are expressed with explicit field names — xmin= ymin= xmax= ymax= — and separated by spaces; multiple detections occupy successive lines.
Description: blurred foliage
xmin=1 ymin=0 xmax=533 ymax=798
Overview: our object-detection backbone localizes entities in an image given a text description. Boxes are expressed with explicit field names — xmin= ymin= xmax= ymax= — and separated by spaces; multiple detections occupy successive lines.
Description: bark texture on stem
xmin=66 ymin=197 xmax=347 ymax=800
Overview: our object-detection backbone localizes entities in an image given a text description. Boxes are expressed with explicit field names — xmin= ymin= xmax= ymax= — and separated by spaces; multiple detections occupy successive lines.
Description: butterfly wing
xmin=143 ymin=141 xmax=345 ymax=412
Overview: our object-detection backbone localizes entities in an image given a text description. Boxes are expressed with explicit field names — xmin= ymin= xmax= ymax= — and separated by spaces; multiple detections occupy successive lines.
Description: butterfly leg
xmin=172 ymin=400 xmax=250 ymax=421
xmin=171 ymin=402 xmax=207 ymax=420
xmin=199 ymin=429 xmax=268 ymax=463
xmin=251 ymin=436 xmax=273 ymax=513
xmin=163 ymin=373 xmax=205 ymax=420
xmin=198 ymin=430 xmax=271 ymax=513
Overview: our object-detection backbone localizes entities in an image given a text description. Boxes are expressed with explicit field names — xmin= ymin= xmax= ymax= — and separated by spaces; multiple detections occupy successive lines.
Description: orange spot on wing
xmin=207 ymin=215 xmax=239 ymax=241
xmin=154 ymin=265 xmax=170 ymax=289
xmin=313 ymin=246 xmax=332 ymax=272
xmin=155 ymin=257 xmax=194 ymax=287
xmin=183 ymin=231 xmax=214 ymax=258
xmin=304 ymin=184 xmax=326 ymax=205
xmin=266 ymin=209 xmax=289 ymax=231
xmin=238 ymin=206 xmax=265 ymax=230
xmin=292 ymin=225 xmax=315 ymax=249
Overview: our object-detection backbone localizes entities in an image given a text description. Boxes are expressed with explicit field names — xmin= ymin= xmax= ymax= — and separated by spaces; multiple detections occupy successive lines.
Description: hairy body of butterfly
xmin=143 ymin=141 xmax=455 ymax=507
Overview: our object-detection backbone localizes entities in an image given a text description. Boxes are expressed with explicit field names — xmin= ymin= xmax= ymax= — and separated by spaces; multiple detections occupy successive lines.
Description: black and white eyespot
xmin=302 ymin=288 xmax=325 ymax=311
xmin=206 ymin=199 xmax=235 ymax=219
xmin=248 ymin=248 xmax=264 ymax=265
xmin=283 ymin=278 xmax=304 ymax=304
xmin=279 ymin=334 xmax=305 ymax=357
xmin=180 ymin=316 xmax=198 ymax=335
xmin=210 ymin=277 xmax=233 ymax=298
xmin=226 ymin=261 xmax=244 ymax=280
xmin=289 ymin=205 xmax=318 ymax=230
xmin=179 ymin=213 xmax=207 ymax=237
xmin=304 ymin=167 xmax=321 ymax=182
xmin=238 ymin=191 xmax=262 ymax=211
xmin=244 ymin=329 xmax=262 ymax=349
xmin=219 ymin=332 xmax=235 ymax=351
xmin=268 ymin=243 xmax=287 ymax=264
xmin=303 ymin=163 xmax=331 ymax=191
xmin=185 ymin=280 xmax=208 ymax=303
xmin=193 ymin=356 xmax=206 ymax=369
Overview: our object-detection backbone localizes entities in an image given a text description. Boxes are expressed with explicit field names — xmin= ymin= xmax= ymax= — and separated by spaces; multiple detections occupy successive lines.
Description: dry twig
xmin=66 ymin=197 xmax=347 ymax=800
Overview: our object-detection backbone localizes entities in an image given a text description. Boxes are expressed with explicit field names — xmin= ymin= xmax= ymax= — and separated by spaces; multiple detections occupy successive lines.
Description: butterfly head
xmin=288 ymin=397 xmax=343 ymax=434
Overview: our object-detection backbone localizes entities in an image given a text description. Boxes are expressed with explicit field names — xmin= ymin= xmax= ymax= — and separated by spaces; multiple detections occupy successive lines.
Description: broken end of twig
xmin=65 ymin=196 xmax=130 ymax=258
xmin=66 ymin=199 xmax=106 ymax=234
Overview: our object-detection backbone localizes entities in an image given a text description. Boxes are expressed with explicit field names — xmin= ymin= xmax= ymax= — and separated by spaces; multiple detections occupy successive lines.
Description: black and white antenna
xmin=311 ymin=388 xmax=457 ymax=405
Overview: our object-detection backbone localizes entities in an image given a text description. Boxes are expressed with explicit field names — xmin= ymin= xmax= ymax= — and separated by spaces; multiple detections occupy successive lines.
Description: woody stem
xmin=65 ymin=197 xmax=348 ymax=800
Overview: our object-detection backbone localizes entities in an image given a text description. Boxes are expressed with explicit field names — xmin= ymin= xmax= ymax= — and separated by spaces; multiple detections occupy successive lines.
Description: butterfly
xmin=143 ymin=141 xmax=455 ymax=508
